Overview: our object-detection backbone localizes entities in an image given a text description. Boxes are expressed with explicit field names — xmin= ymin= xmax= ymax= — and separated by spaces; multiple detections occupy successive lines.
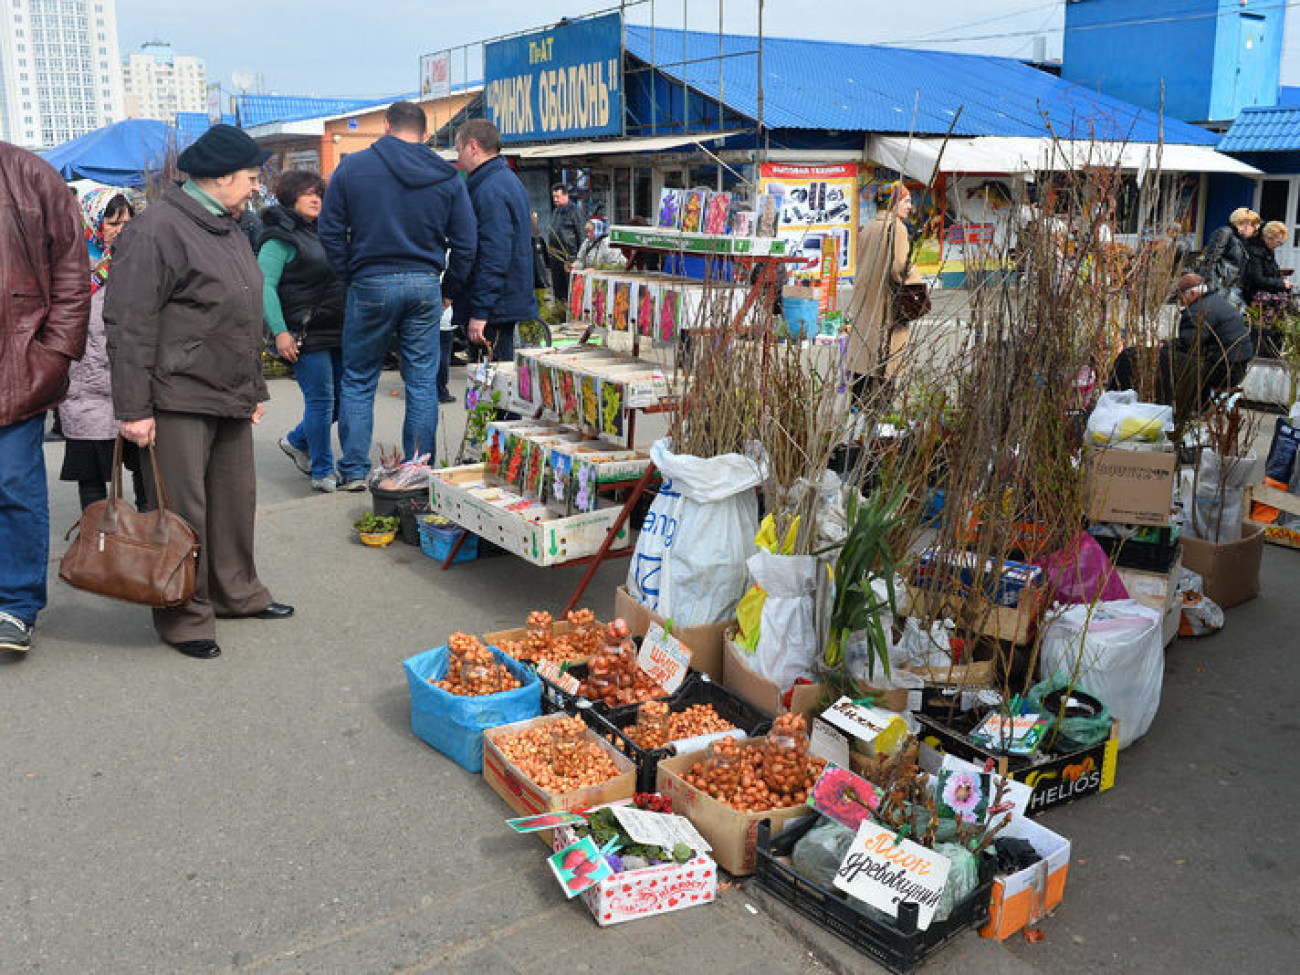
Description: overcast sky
xmin=116 ymin=0 xmax=1299 ymax=98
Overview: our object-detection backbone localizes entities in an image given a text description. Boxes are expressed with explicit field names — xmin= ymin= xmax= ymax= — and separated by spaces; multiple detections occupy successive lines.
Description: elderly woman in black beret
xmin=105 ymin=124 xmax=293 ymax=660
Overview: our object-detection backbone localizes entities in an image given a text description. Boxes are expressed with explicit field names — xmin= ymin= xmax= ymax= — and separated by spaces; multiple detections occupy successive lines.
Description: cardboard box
xmin=915 ymin=714 xmax=1119 ymax=816
xmin=1086 ymin=447 xmax=1177 ymax=527
xmin=903 ymin=583 xmax=1046 ymax=646
xmin=615 ymin=585 xmax=732 ymax=682
xmin=721 ymin=635 xmax=826 ymax=720
xmin=656 ymin=747 xmax=812 ymax=876
xmin=553 ymin=816 xmax=718 ymax=925
xmin=1179 ymin=522 xmax=1263 ymax=610
xmin=980 ymin=815 xmax=1071 ymax=940
xmin=1115 ymin=552 xmax=1182 ymax=617
xmin=481 ymin=714 xmax=636 ymax=846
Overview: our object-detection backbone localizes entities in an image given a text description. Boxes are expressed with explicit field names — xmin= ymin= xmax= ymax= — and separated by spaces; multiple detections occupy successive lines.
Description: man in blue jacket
xmin=447 ymin=118 xmax=537 ymax=363
xmin=319 ymin=101 xmax=476 ymax=489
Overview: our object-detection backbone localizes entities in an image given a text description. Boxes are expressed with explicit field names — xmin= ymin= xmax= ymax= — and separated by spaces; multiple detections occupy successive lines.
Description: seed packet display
xmin=591 ymin=276 xmax=609 ymax=329
xmin=599 ymin=379 xmax=625 ymax=441
xmin=503 ymin=434 xmax=527 ymax=489
xmin=657 ymin=188 xmax=684 ymax=229
xmin=756 ymin=191 xmax=783 ymax=237
xmin=729 ymin=210 xmax=755 ymax=236
xmin=523 ymin=439 xmax=548 ymax=499
xmin=659 ymin=286 xmax=681 ymax=344
xmin=610 ymin=280 xmax=631 ymax=332
xmin=486 ymin=425 xmax=510 ymax=479
xmin=556 ymin=369 xmax=579 ymax=425
xmin=680 ymin=188 xmax=709 ymax=233
xmin=537 ymin=361 xmax=557 ymax=415
xmin=579 ymin=373 xmax=600 ymax=431
xmin=514 ymin=352 xmax=536 ymax=408
xmin=704 ymin=191 xmax=731 ymax=234
xmin=573 ymin=457 xmax=600 ymax=513
xmin=568 ymin=270 xmax=588 ymax=323
xmin=546 ymin=449 xmax=575 ymax=514
xmin=636 ymin=280 xmax=658 ymax=338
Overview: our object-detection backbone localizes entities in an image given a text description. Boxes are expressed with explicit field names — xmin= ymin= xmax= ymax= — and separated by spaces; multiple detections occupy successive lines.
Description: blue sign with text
xmin=484 ymin=12 xmax=623 ymax=143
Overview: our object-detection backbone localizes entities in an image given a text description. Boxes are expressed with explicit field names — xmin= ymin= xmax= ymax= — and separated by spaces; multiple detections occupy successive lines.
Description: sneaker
xmin=278 ymin=436 xmax=312 ymax=477
xmin=0 ymin=612 xmax=32 ymax=653
xmin=338 ymin=478 xmax=368 ymax=493
xmin=312 ymin=477 xmax=337 ymax=493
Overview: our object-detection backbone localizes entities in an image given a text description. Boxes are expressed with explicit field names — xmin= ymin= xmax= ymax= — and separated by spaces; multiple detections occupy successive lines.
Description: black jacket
xmin=1199 ymin=225 xmax=1248 ymax=299
xmin=446 ymin=155 xmax=538 ymax=326
xmin=1178 ymin=291 xmax=1254 ymax=365
xmin=546 ymin=200 xmax=584 ymax=263
xmin=258 ymin=205 xmax=346 ymax=353
xmin=1242 ymin=235 xmax=1288 ymax=307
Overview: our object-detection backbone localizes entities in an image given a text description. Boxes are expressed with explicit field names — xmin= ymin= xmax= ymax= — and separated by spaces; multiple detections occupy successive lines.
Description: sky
xmin=115 ymin=0 xmax=1300 ymax=99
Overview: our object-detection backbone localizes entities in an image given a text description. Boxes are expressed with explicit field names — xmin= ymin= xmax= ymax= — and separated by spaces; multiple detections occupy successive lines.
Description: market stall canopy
xmin=436 ymin=131 xmax=744 ymax=162
xmin=42 ymin=119 xmax=174 ymax=187
xmin=868 ymin=135 xmax=1261 ymax=184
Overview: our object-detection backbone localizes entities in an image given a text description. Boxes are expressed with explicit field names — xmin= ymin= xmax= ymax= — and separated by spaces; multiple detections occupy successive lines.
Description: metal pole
xmin=757 ymin=0 xmax=765 ymax=161
xmin=718 ymin=0 xmax=724 ymax=134
xmin=620 ymin=1 xmax=627 ymax=137
xmin=651 ymin=0 xmax=658 ymax=135
xmin=682 ymin=0 xmax=690 ymax=134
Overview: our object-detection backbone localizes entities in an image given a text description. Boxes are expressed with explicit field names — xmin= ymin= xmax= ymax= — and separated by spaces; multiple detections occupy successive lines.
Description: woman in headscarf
xmin=573 ymin=217 xmax=626 ymax=270
xmin=57 ymin=187 xmax=150 ymax=511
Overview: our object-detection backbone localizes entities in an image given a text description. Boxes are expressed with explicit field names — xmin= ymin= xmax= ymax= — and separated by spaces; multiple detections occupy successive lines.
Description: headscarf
xmin=78 ymin=186 xmax=140 ymax=294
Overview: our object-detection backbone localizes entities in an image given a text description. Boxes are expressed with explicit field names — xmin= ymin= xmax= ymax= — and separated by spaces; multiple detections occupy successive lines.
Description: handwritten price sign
xmin=833 ymin=822 xmax=952 ymax=931
xmin=636 ymin=623 xmax=691 ymax=693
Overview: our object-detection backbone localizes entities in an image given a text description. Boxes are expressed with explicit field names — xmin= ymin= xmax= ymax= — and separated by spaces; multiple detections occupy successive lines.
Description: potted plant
xmin=355 ymin=514 xmax=400 ymax=547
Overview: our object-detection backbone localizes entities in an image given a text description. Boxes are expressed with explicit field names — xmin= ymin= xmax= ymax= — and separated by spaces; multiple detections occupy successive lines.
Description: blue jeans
xmin=437 ymin=330 xmax=453 ymax=398
xmin=338 ymin=273 xmax=442 ymax=479
xmin=286 ymin=348 xmax=343 ymax=480
xmin=0 ymin=413 xmax=50 ymax=626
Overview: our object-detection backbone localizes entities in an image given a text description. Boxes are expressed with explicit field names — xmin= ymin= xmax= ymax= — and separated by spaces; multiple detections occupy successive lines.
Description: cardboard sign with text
xmin=637 ymin=623 xmax=691 ymax=693
xmin=1086 ymin=447 xmax=1176 ymax=527
xmin=833 ymin=821 xmax=952 ymax=931
xmin=535 ymin=659 xmax=581 ymax=695
xmin=610 ymin=806 xmax=712 ymax=852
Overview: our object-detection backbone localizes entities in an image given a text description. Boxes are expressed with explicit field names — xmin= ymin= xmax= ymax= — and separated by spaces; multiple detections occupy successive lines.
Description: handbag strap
xmin=102 ymin=436 xmax=178 ymax=542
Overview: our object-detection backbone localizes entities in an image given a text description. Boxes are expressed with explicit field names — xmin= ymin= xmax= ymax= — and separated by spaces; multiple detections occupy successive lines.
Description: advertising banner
xmin=484 ymin=12 xmax=623 ymax=143
xmin=420 ymin=52 xmax=451 ymax=99
xmin=758 ymin=162 xmax=859 ymax=279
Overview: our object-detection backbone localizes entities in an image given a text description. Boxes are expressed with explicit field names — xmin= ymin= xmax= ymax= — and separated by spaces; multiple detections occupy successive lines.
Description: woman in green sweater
xmin=259 ymin=170 xmax=347 ymax=492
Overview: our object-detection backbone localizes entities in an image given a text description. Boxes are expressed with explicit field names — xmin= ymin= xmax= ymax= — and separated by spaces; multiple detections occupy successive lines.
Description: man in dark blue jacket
xmin=447 ymin=118 xmax=538 ymax=363
xmin=319 ymin=101 xmax=476 ymax=489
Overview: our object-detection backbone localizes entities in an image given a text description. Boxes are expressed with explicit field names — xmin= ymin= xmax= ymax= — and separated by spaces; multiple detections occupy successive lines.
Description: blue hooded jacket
xmin=447 ymin=154 xmax=539 ymax=326
xmin=319 ymin=135 xmax=476 ymax=291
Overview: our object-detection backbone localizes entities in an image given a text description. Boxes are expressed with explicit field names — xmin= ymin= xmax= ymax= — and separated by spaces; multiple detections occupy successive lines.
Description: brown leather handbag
xmin=59 ymin=439 xmax=199 ymax=608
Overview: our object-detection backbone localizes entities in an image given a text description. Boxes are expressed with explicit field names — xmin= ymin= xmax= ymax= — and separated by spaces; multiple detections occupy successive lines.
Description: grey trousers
xmin=150 ymin=411 xmax=272 ymax=643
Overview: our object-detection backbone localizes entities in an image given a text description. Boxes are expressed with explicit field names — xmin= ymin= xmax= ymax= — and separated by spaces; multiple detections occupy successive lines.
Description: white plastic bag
xmin=1039 ymin=599 xmax=1164 ymax=749
xmin=1182 ymin=450 xmax=1258 ymax=543
xmin=627 ymin=438 xmax=762 ymax=625
xmin=1085 ymin=390 xmax=1173 ymax=446
xmin=748 ymin=551 xmax=819 ymax=690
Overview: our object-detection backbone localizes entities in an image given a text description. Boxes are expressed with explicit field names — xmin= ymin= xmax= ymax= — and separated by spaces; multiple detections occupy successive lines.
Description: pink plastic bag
xmin=1036 ymin=532 xmax=1129 ymax=606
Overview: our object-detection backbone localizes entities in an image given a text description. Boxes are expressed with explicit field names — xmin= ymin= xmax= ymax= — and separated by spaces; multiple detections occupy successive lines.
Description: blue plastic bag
xmin=403 ymin=646 xmax=541 ymax=772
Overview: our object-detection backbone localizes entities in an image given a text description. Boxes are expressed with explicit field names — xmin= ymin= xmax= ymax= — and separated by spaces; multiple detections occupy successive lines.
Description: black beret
xmin=178 ymin=124 xmax=272 ymax=177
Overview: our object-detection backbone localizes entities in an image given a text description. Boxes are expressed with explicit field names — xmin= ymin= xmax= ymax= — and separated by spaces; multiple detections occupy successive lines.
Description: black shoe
xmin=253 ymin=602 xmax=295 ymax=620
xmin=439 ymin=392 xmax=456 ymax=404
xmin=172 ymin=639 xmax=220 ymax=659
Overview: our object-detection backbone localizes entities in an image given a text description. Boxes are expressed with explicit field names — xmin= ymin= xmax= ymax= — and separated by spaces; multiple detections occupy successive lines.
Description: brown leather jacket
xmin=0 ymin=141 xmax=91 ymax=426
xmin=105 ymin=182 xmax=267 ymax=421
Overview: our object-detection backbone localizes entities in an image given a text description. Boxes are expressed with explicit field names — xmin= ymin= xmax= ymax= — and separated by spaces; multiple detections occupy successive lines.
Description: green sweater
xmin=257 ymin=238 xmax=296 ymax=336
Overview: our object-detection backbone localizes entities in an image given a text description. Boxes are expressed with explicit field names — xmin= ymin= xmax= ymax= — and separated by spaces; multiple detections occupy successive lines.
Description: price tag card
xmin=535 ymin=660 xmax=580 ymax=695
xmin=808 ymin=765 xmax=881 ymax=831
xmin=506 ymin=811 xmax=588 ymax=833
xmin=549 ymin=835 xmax=614 ymax=899
xmin=833 ymin=822 xmax=952 ymax=931
xmin=609 ymin=806 xmax=712 ymax=853
xmin=637 ymin=623 xmax=691 ymax=693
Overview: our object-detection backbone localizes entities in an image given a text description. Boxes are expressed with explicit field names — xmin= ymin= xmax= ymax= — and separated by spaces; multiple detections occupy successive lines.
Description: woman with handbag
xmin=58 ymin=187 xmax=151 ymax=512
xmin=845 ymin=182 xmax=925 ymax=390
xmin=105 ymin=124 xmax=292 ymax=660
xmin=258 ymin=170 xmax=347 ymax=493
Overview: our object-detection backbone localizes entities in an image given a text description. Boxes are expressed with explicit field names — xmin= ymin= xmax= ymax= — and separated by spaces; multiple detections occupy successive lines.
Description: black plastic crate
xmin=532 ymin=636 xmax=672 ymax=716
xmin=581 ymin=673 xmax=773 ymax=792
xmin=754 ymin=817 xmax=993 ymax=975
xmin=1090 ymin=525 xmax=1178 ymax=572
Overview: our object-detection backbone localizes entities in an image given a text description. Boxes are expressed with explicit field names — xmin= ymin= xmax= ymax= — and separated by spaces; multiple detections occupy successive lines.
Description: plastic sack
xmin=748 ymin=550 xmax=819 ymax=690
xmin=402 ymin=645 xmax=541 ymax=772
xmin=1036 ymin=531 xmax=1129 ymax=606
xmin=627 ymin=438 xmax=762 ymax=625
xmin=1182 ymin=450 xmax=1257 ymax=543
xmin=890 ymin=618 xmax=953 ymax=671
xmin=1038 ymin=600 xmax=1163 ymax=749
xmin=736 ymin=514 xmax=800 ymax=651
xmin=933 ymin=842 xmax=982 ymax=923
xmin=1179 ymin=591 xmax=1224 ymax=637
xmin=791 ymin=816 xmax=857 ymax=888
xmin=1025 ymin=672 xmax=1114 ymax=751
xmin=1085 ymin=390 xmax=1172 ymax=446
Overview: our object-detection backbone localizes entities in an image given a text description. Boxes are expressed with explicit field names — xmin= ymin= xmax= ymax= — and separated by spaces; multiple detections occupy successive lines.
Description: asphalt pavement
xmin=1 ymin=364 xmax=1296 ymax=975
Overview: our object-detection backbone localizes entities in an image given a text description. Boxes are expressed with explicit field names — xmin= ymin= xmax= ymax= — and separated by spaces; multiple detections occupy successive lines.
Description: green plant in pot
xmin=354 ymin=514 xmax=400 ymax=546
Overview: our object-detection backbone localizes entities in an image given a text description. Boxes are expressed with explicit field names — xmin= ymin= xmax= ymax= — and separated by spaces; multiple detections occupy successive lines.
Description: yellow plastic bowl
xmin=358 ymin=530 xmax=397 ymax=547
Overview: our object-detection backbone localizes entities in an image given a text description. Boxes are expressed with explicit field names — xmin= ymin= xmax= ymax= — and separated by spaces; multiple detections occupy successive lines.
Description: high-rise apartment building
xmin=0 ymin=0 xmax=124 ymax=148
xmin=122 ymin=40 xmax=205 ymax=122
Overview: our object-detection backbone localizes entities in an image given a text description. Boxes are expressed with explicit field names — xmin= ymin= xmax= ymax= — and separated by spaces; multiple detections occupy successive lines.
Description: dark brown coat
xmin=105 ymin=182 xmax=267 ymax=422
xmin=0 ymin=141 xmax=91 ymax=426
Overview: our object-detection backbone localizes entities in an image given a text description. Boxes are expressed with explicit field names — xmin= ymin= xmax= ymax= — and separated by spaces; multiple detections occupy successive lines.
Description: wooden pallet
xmin=1244 ymin=483 xmax=1300 ymax=550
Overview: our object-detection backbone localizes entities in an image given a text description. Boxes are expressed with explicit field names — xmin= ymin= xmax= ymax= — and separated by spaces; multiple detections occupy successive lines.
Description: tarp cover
xmin=42 ymin=119 xmax=174 ymax=187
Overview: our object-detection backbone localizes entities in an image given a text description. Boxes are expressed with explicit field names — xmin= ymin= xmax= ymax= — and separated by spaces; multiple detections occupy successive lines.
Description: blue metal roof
xmin=1219 ymin=105 xmax=1300 ymax=152
xmin=1279 ymin=87 xmax=1300 ymax=106
xmin=174 ymin=111 xmax=236 ymax=148
xmin=624 ymin=26 xmax=1217 ymax=145
xmin=236 ymin=94 xmax=397 ymax=127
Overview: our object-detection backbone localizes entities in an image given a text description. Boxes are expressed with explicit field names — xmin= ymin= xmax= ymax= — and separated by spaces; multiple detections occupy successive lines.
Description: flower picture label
xmin=809 ymin=765 xmax=881 ymax=831
xmin=637 ymin=624 xmax=691 ymax=693
xmin=833 ymin=822 xmax=952 ymax=931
